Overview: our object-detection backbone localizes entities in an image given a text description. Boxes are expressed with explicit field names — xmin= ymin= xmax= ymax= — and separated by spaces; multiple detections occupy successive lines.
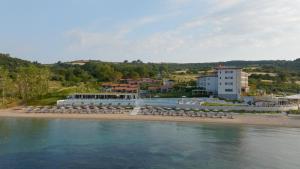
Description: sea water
xmin=0 ymin=118 xmax=300 ymax=169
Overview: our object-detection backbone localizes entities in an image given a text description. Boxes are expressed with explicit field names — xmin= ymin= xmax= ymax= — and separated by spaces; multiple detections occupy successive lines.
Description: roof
xmin=113 ymin=87 xmax=138 ymax=91
xmin=197 ymin=74 xmax=218 ymax=78
xmin=215 ymin=66 xmax=242 ymax=70
xmin=102 ymin=83 xmax=138 ymax=88
xmin=284 ymin=94 xmax=300 ymax=99
xmin=148 ymin=86 xmax=161 ymax=90
xmin=72 ymin=92 xmax=138 ymax=96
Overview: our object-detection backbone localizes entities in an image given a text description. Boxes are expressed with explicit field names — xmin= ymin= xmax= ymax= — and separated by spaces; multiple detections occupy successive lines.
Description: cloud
xmin=167 ymin=0 xmax=193 ymax=8
xmin=215 ymin=0 xmax=241 ymax=9
xmin=65 ymin=0 xmax=300 ymax=62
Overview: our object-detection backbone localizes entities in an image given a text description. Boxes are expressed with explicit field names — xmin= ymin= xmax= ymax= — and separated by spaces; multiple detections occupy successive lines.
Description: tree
xmin=130 ymin=71 xmax=140 ymax=80
xmin=0 ymin=67 xmax=16 ymax=105
xmin=0 ymin=67 xmax=9 ymax=105
xmin=16 ymin=66 xmax=50 ymax=101
xmin=277 ymin=72 xmax=290 ymax=82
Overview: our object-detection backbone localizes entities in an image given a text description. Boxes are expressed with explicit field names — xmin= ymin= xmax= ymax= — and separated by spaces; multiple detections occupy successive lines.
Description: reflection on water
xmin=0 ymin=118 xmax=300 ymax=169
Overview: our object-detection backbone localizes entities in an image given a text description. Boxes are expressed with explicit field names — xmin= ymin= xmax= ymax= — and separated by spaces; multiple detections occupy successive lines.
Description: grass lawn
xmin=27 ymin=96 xmax=64 ymax=106
xmin=171 ymin=74 xmax=198 ymax=82
xmin=26 ymin=83 xmax=101 ymax=106
xmin=26 ymin=86 xmax=81 ymax=106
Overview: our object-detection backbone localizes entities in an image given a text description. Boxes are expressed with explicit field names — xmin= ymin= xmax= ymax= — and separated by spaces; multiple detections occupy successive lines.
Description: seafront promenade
xmin=1 ymin=106 xmax=300 ymax=128
xmin=24 ymin=105 xmax=234 ymax=119
xmin=57 ymin=97 xmax=299 ymax=112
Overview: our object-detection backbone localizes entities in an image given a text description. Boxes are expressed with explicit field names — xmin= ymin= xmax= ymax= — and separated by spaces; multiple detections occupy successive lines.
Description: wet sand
xmin=0 ymin=108 xmax=300 ymax=128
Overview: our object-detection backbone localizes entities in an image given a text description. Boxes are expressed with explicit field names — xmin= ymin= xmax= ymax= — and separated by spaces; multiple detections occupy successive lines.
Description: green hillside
xmin=165 ymin=59 xmax=300 ymax=73
xmin=0 ymin=53 xmax=299 ymax=107
xmin=0 ymin=53 xmax=33 ymax=66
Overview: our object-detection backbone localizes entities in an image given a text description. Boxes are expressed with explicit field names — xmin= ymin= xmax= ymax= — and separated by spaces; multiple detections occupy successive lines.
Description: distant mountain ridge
xmin=165 ymin=59 xmax=300 ymax=72
xmin=0 ymin=53 xmax=299 ymax=73
xmin=0 ymin=53 xmax=32 ymax=66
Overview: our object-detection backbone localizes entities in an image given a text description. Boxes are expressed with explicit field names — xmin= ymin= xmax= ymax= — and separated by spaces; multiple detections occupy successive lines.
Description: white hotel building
xmin=197 ymin=66 xmax=249 ymax=100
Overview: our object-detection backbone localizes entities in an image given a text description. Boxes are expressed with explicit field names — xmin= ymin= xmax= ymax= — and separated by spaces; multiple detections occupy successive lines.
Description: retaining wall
xmin=57 ymin=99 xmax=299 ymax=112
xmin=177 ymin=105 xmax=299 ymax=112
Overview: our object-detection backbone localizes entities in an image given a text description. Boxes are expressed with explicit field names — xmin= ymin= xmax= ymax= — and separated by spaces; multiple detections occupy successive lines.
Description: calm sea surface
xmin=0 ymin=118 xmax=300 ymax=169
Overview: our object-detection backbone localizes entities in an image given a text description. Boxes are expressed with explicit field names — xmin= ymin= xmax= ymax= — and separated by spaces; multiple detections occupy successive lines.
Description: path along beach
xmin=1 ymin=107 xmax=300 ymax=128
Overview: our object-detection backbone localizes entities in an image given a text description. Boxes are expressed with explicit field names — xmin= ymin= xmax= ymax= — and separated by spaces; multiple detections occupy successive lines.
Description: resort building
xmin=196 ymin=74 xmax=218 ymax=95
xmin=101 ymin=83 xmax=139 ymax=93
xmin=101 ymin=78 xmax=174 ymax=97
xmin=196 ymin=66 xmax=249 ymax=100
xmin=160 ymin=79 xmax=175 ymax=92
xmin=57 ymin=93 xmax=139 ymax=106
xmin=119 ymin=78 xmax=161 ymax=85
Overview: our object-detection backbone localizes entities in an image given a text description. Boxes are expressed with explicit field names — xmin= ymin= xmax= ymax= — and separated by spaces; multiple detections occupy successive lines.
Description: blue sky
xmin=1 ymin=0 xmax=300 ymax=63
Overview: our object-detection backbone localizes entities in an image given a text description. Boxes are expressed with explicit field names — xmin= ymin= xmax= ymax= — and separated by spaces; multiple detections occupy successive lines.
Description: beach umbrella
xmin=208 ymin=112 xmax=214 ymax=118
xmin=175 ymin=108 xmax=181 ymax=111
xmin=227 ymin=113 xmax=234 ymax=119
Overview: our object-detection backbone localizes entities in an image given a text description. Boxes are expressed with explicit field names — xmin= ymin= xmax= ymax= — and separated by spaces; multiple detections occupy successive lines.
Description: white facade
xmin=197 ymin=67 xmax=249 ymax=100
xmin=197 ymin=76 xmax=218 ymax=95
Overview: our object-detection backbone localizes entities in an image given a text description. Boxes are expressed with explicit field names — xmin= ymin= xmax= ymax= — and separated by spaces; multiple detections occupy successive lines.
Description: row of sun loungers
xmin=138 ymin=107 xmax=234 ymax=119
xmin=25 ymin=106 xmax=133 ymax=114
xmin=25 ymin=105 xmax=234 ymax=119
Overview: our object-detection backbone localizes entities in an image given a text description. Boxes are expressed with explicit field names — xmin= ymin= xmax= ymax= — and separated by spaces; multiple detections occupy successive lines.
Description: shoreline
xmin=1 ymin=109 xmax=300 ymax=128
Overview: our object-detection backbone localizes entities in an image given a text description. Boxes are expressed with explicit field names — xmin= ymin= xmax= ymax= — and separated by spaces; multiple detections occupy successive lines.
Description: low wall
xmin=57 ymin=99 xmax=136 ymax=106
xmin=177 ymin=105 xmax=299 ymax=112
xmin=57 ymin=99 xmax=299 ymax=112
xmin=57 ymin=98 xmax=180 ymax=107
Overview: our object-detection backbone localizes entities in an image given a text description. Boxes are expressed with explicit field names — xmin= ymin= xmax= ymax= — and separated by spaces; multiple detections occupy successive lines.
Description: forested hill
xmin=0 ymin=53 xmax=39 ymax=71
xmin=0 ymin=53 xmax=32 ymax=66
xmin=0 ymin=53 xmax=299 ymax=106
xmin=165 ymin=59 xmax=300 ymax=72
xmin=0 ymin=53 xmax=299 ymax=74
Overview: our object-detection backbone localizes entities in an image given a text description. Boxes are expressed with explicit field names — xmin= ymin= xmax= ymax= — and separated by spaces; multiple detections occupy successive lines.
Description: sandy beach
xmin=0 ymin=108 xmax=300 ymax=128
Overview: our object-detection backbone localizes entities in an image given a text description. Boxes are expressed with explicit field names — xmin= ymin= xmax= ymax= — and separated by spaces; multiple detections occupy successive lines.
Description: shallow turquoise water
xmin=0 ymin=118 xmax=300 ymax=169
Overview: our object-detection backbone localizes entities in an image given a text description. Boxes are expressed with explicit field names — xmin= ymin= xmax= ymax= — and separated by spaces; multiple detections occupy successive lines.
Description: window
xmin=225 ymin=82 xmax=233 ymax=85
xmin=225 ymin=70 xmax=234 ymax=74
xmin=220 ymin=82 xmax=222 ymax=85
xmin=225 ymin=76 xmax=233 ymax=79
xmin=225 ymin=89 xmax=233 ymax=92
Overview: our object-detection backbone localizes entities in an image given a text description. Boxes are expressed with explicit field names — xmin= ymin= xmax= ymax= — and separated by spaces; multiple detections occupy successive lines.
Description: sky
xmin=1 ymin=0 xmax=300 ymax=63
